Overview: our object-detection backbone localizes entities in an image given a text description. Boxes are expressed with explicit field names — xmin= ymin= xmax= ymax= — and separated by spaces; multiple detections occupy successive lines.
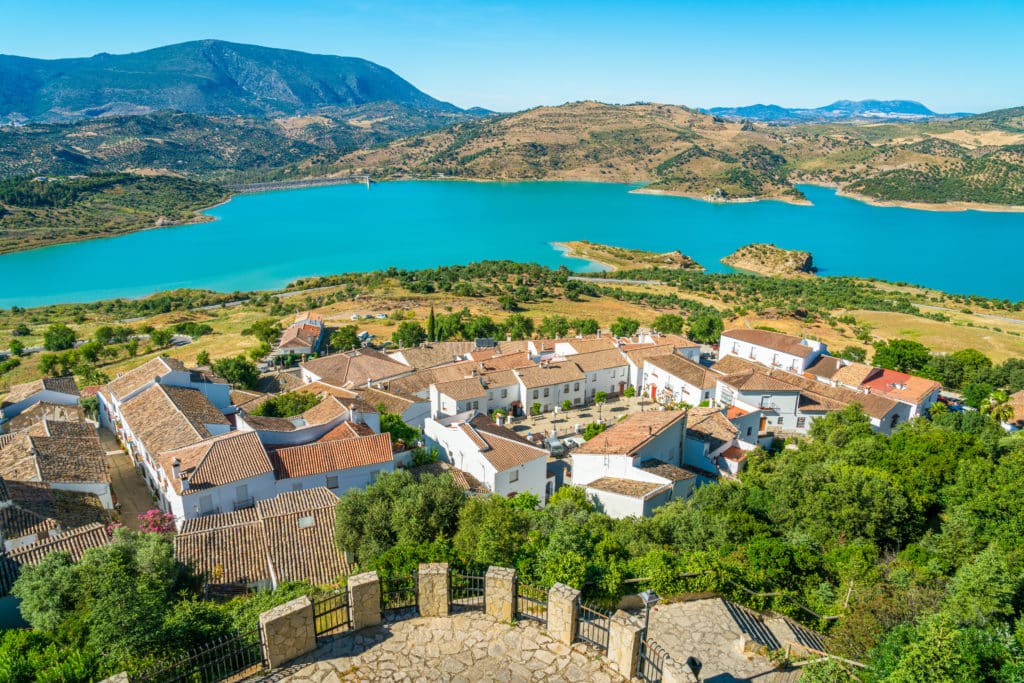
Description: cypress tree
xmin=428 ymin=306 xmax=436 ymax=342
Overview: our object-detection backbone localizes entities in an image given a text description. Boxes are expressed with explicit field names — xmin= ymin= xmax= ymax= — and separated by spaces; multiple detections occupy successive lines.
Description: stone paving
xmin=99 ymin=427 xmax=151 ymax=529
xmin=269 ymin=612 xmax=625 ymax=683
xmin=648 ymin=598 xmax=780 ymax=682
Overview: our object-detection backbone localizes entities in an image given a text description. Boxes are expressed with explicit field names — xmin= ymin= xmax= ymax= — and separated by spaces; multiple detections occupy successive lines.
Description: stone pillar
xmin=546 ymin=583 xmax=581 ymax=645
xmin=348 ymin=570 xmax=382 ymax=630
xmin=418 ymin=562 xmax=450 ymax=617
xmin=99 ymin=674 xmax=130 ymax=683
xmin=485 ymin=566 xmax=516 ymax=622
xmin=258 ymin=595 xmax=316 ymax=670
xmin=607 ymin=609 xmax=645 ymax=679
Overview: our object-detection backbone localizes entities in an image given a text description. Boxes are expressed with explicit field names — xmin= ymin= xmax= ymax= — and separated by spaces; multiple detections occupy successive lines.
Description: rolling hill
xmin=0 ymin=40 xmax=471 ymax=124
xmin=321 ymin=101 xmax=1024 ymax=207
xmin=706 ymin=99 xmax=954 ymax=123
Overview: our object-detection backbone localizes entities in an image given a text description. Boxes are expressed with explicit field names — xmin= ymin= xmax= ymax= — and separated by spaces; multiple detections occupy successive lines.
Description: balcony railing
xmin=233 ymin=497 xmax=255 ymax=511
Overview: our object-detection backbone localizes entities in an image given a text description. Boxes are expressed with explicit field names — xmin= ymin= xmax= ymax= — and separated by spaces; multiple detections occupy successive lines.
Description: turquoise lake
xmin=1 ymin=181 xmax=1022 ymax=309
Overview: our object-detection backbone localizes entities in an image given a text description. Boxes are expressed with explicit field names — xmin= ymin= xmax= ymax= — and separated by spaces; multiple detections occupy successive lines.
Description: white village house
xmin=718 ymin=329 xmax=827 ymax=374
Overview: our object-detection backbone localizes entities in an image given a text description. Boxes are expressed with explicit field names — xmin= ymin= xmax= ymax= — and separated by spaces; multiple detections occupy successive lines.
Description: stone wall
xmin=607 ymin=609 xmax=644 ymax=679
xmin=485 ymin=566 xmax=516 ymax=622
xmin=418 ymin=562 xmax=450 ymax=618
xmin=546 ymin=582 xmax=581 ymax=645
xmin=259 ymin=596 xmax=316 ymax=669
xmin=348 ymin=570 xmax=382 ymax=630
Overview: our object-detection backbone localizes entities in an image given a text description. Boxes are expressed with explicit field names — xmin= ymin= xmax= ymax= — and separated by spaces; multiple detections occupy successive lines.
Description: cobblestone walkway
xmin=271 ymin=613 xmax=625 ymax=683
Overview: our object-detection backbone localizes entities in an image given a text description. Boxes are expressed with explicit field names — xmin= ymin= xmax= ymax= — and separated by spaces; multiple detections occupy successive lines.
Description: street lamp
xmin=639 ymin=589 xmax=661 ymax=635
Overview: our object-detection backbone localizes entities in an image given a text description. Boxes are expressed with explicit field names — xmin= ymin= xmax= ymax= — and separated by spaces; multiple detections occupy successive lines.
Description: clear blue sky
xmin=5 ymin=1 xmax=1021 ymax=113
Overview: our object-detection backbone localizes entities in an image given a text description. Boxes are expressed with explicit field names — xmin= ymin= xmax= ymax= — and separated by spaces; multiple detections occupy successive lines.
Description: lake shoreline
xmin=799 ymin=181 xmax=1024 ymax=213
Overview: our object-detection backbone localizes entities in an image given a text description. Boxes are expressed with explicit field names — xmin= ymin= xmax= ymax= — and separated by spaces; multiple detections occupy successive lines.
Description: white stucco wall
xmin=718 ymin=334 xmax=825 ymax=374
xmin=1 ymin=389 xmax=78 ymax=423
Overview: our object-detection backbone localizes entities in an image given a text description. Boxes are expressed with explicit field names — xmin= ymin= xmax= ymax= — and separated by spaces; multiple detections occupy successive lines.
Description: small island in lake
xmin=722 ymin=243 xmax=816 ymax=277
xmin=556 ymin=240 xmax=703 ymax=271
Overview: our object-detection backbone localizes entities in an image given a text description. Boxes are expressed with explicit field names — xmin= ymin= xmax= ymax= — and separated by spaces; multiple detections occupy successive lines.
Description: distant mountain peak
xmin=0 ymin=40 xmax=469 ymax=124
xmin=705 ymin=98 xmax=959 ymax=124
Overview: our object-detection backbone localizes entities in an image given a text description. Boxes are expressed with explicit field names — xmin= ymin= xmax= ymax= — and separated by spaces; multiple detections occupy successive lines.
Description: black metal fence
xmin=637 ymin=637 xmax=667 ymax=683
xmin=312 ymin=589 xmax=350 ymax=639
xmin=449 ymin=572 xmax=485 ymax=613
xmin=576 ymin=601 xmax=612 ymax=652
xmin=380 ymin=572 xmax=418 ymax=614
xmin=515 ymin=582 xmax=548 ymax=625
xmin=130 ymin=627 xmax=264 ymax=683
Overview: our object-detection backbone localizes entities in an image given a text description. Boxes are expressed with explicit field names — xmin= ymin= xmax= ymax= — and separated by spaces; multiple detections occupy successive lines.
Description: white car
xmin=350 ymin=314 xmax=360 ymax=321
xmin=375 ymin=313 xmax=387 ymax=319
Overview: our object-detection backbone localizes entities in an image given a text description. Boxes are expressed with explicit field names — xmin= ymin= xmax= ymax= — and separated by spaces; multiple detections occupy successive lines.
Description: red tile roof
xmin=575 ymin=411 xmax=687 ymax=456
xmin=270 ymin=432 xmax=393 ymax=478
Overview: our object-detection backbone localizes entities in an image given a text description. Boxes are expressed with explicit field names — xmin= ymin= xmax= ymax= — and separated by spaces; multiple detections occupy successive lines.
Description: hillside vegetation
xmin=327 ymin=101 xmax=1024 ymax=208
xmin=0 ymin=173 xmax=228 ymax=254
xmin=722 ymin=243 xmax=815 ymax=277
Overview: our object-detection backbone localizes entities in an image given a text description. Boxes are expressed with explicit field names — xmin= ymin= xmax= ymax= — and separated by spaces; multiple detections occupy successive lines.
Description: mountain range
xmin=705 ymin=99 xmax=970 ymax=123
xmin=0 ymin=39 xmax=477 ymax=124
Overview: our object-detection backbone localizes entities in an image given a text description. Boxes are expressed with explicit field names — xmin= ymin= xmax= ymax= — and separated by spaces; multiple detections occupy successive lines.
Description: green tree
xmin=980 ymin=390 xmax=1014 ymax=424
xmin=561 ymin=399 xmax=572 ymax=411
xmin=872 ymin=339 xmax=931 ymax=373
xmin=149 ymin=329 xmax=173 ymax=348
xmin=331 ymin=325 xmax=360 ymax=351
xmin=570 ymin=318 xmax=600 ymax=335
xmin=392 ymin=321 xmax=427 ymax=348
xmin=77 ymin=340 xmax=103 ymax=364
xmin=583 ymin=422 xmax=607 ymax=440
xmin=652 ymin=313 xmax=685 ymax=334
xmin=195 ymin=350 xmax=211 ymax=366
xmin=43 ymin=323 xmax=76 ymax=351
xmin=427 ymin=306 xmax=437 ymax=342
xmin=242 ymin=319 xmax=282 ymax=346
xmin=379 ymin=410 xmax=420 ymax=448
xmin=539 ymin=315 xmax=571 ymax=338
xmin=125 ymin=339 xmax=139 ymax=357
xmin=503 ymin=314 xmax=535 ymax=340
xmin=211 ymin=355 xmax=260 ymax=389
xmin=687 ymin=311 xmax=724 ymax=343
xmin=8 ymin=339 xmax=24 ymax=356
xmin=609 ymin=317 xmax=640 ymax=337
xmin=962 ymin=382 xmax=994 ymax=409
xmin=250 ymin=391 xmax=321 ymax=417
xmin=838 ymin=345 xmax=867 ymax=362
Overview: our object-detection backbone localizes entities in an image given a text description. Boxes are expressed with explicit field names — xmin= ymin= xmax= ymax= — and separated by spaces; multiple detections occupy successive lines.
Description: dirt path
xmin=98 ymin=428 xmax=153 ymax=529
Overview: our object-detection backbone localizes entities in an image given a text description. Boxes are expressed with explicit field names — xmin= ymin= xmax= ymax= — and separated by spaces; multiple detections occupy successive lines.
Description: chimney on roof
xmin=180 ymin=473 xmax=190 ymax=491
xmin=172 ymin=458 xmax=181 ymax=479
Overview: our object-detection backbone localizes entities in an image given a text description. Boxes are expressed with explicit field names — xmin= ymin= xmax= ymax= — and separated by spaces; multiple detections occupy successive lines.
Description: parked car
xmin=375 ymin=313 xmax=388 ymax=319
xmin=544 ymin=436 xmax=566 ymax=457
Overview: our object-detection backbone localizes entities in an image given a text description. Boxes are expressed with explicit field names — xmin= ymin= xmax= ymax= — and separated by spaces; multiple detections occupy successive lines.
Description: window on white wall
xmin=501 ymin=389 xmax=508 ymax=398
xmin=509 ymin=470 xmax=519 ymax=483
xmin=326 ymin=475 xmax=339 ymax=489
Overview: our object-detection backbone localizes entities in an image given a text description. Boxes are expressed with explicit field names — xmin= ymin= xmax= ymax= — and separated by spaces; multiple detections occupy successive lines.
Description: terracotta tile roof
xmin=175 ymin=488 xmax=348 ymax=588
xmin=297 ymin=381 xmax=361 ymax=400
xmin=270 ymin=432 xmax=393 ymax=478
xmin=832 ymin=362 xmax=878 ymax=387
xmin=586 ymin=477 xmax=668 ymax=500
xmin=725 ymin=405 xmax=750 ymax=419
xmin=52 ymin=490 xmax=110 ymax=529
xmin=359 ymin=387 xmax=420 ymax=415
xmin=0 ymin=434 xmax=109 ymax=484
xmin=711 ymin=355 xmax=764 ymax=375
xmin=300 ymin=348 xmax=410 ymax=388
xmin=515 ymin=362 xmax=585 ymax=388
xmin=295 ymin=311 xmax=323 ymax=325
xmin=230 ymin=389 xmax=271 ymax=412
xmin=719 ymin=369 xmax=802 ymax=393
xmin=561 ymin=337 xmax=619 ymax=354
xmin=575 ymin=411 xmax=687 ymax=456
xmin=180 ymin=507 xmax=260 ymax=534
xmin=120 ymin=384 xmax=226 ymax=455
xmin=637 ymin=458 xmax=697 ymax=481
xmin=721 ymin=446 xmax=748 ymax=462
xmin=4 ymin=402 xmax=85 ymax=432
xmin=318 ymin=420 xmax=376 ymax=442
xmin=464 ymin=414 xmax=548 ymax=472
xmin=480 ymin=370 xmax=519 ymax=389
xmin=106 ymin=356 xmax=185 ymax=401
xmin=36 ymin=420 xmax=97 ymax=439
xmin=804 ymin=356 xmax=845 ymax=380
xmin=772 ymin=369 xmax=899 ymax=420
xmin=624 ymin=344 xmax=683 ymax=367
xmin=722 ymin=329 xmax=820 ymax=358
xmin=174 ymin=517 xmax=269 ymax=585
xmin=279 ymin=323 xmax=322 ymax=349
xmin=646 ymin=333 xmax=700 ymax=348
xmin=240 ymin=395 xmax=350 ymax=434
xmin=646 ymin=353 xmax=718 ymax=389
xmin=2 ymin=376 xmax=80 ymax=408
xmin=436 ymin=377 xmax=487 ymax=401
xmin=390 ymin=342 xmax=477 ymax=369
xmin=257 ymin=487 xmax=338 ymax=517
xmin=571 ymin=349 xmax=629 ymax=373
xmin=0 ymin=523 xmax=111 ymax=596
xmin=160 ymin=431 xmax=272 ymax=495
xmin=687 ymin=407 xmax=739 ymax=446
xmin=408 ymin=461 xmax=489 ymax=494
xmin=861 ymin=369 xmax=942 ymax=406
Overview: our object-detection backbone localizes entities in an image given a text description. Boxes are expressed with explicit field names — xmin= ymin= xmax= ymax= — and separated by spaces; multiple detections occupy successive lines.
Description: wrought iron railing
xmin=380 ymin=572 xmax=418 ymax=614
xmin=576 ymin=601 xmax=612 ymax=652
xmin=637 ymin=637 xmax=667 ymax=683
xmin=312 ymin=589 xmax=350 ymax=639
xmin=232 ymin=497 xmax=255 ymax=511
xmin=515 ymin=582 xmax=548 ymax=625
xmin=449 ymin=572 xmax=485 ymax=613
xmin=130 ymin=626 xmax=264 ymax=683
